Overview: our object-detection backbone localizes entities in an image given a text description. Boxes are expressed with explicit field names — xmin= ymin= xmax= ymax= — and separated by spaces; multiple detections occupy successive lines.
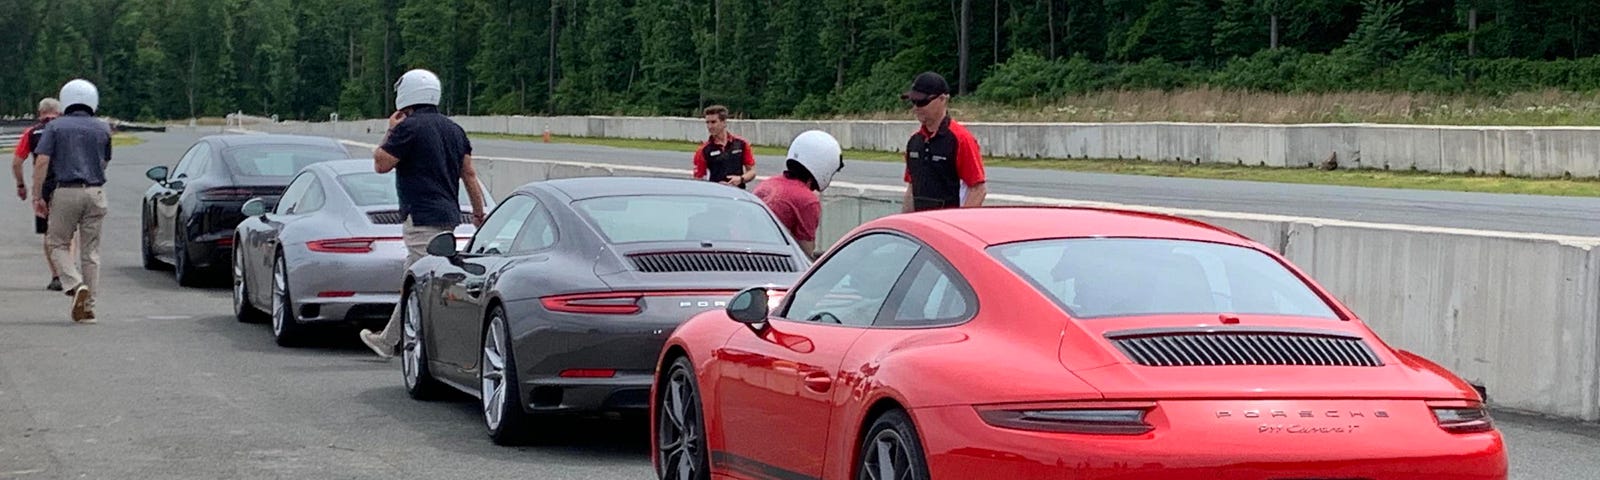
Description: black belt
xmin=55 ymin=181 xmax=103 ymax=188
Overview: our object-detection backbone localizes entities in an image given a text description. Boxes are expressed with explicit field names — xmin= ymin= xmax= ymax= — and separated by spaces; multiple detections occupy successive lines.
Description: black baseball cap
xmin=901 ymin=72 xmax=949 ymax=101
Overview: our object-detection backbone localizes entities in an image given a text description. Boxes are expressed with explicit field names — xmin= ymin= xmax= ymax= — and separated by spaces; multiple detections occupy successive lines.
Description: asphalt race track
xmin=0 ymin=131 xmax=1597 ymax=479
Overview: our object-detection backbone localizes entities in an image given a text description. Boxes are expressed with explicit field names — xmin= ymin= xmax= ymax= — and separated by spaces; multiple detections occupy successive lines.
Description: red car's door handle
xmin=803 ymin=372 xmax=832 ymax=393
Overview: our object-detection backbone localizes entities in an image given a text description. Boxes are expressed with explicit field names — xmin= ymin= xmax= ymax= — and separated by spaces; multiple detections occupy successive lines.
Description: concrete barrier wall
xmin=201 ymin=115 xmax=1581 ymax=178
xmin=453 ymin=154 xmax=1600 ymax=421
xmin=528 ymin=115 xmax=1600 ymax=177
xmin=180 ymin=114 xmax=1600 ymax=177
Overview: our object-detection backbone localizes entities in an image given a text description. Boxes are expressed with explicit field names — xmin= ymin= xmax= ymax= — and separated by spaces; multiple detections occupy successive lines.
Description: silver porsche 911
xmin=232 ymin=159 xmax=494 ymax=347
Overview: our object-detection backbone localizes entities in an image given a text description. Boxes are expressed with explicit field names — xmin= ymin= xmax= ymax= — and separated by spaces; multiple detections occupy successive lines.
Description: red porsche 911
xmin=650 ymin=206 xmax=1506 ymax=480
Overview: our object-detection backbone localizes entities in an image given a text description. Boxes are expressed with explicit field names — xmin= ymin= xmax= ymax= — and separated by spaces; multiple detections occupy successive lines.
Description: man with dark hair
xmin=900 ymin=71 xmax=987 ymax=213
xmin=692 ymin=105 xmax=756 ymax=189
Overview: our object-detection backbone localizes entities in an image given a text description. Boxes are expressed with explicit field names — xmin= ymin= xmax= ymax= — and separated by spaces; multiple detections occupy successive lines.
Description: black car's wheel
xmin=174 ymin=212 xmax=201 ymax=287
xmin=271 ymin=253 xmax=307 ymax=347
xmin=402 ymin=285 xmax=446 ymax=400
xmin=856 ymin=409 xmax=931 ymax=480
xmin=233 ymin=242 xmax=267 ymax=323
xmin=141 ymin=204 xmax=162 ymax=271
xmin=655 ymin=356 xmax=710 ymax=480
xmin=482 ymin=306 xmax=534 ymax=445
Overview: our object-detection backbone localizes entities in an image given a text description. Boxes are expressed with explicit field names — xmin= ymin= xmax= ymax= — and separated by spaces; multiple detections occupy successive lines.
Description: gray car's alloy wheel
xmin=402 ymin=286 xmax=445 ymax=400
xmin=233 ymin=243 xmax=266 ymax=323
xmin=656 ymin=356 xmax=709 ymax=480
xmin=857 ymin=410 xmax=930 ymax=480
xmin=271 ymin=253 xmax=306 ymax=347
xmin=481 ymin=306 xmax=532 ymax=445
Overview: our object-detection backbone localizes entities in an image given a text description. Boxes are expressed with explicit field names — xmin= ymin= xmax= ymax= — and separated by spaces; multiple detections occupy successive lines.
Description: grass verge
xmin=832 ymin=88 xmax=1600 ymax=127
xmin=472 ymin=132 xmax=1600 ymax=198
xmin=113 ymin=133 xmax=144 ymax=147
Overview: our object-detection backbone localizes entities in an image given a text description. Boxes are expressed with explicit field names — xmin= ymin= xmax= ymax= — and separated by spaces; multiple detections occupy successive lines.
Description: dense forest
xmin=6 ymin=0 xmax=1600 ymax=121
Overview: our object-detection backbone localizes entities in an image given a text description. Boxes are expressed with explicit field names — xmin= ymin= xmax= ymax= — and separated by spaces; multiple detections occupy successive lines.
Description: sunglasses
xmin=908 ymin=95 xmax=940 ymax=107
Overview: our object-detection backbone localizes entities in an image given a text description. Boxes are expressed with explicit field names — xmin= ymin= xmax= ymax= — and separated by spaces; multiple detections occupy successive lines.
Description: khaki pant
xmin=375 ymin=217 xmax=452 ymax=347
xmin=48 ymin=187 xmax=106 ymax=306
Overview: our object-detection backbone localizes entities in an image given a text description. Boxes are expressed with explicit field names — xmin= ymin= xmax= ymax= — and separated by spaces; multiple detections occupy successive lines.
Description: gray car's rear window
xmin=337 ymin=172 xmax=476 ymax=207
xmin=572 ymin=195 xmax=786 ymax=245
xmin=988 ymin=238 xmax=1338 ymax=319
xmin=224 ymin=144 xmax=350 ymax=178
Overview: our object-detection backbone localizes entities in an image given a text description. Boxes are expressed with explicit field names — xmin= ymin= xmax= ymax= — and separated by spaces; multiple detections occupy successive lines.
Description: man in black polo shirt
xmin=900 ymin=72 xmax=987 ymax=213
xmin=360 ymin=68 xmax=488 ymax=358
xmin=691 ymin=105 xmax=756 ymax=189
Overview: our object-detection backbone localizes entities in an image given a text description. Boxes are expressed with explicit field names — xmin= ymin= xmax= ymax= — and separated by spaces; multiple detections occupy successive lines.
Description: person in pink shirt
xmin=754 ymin=130 xmax=843 ymax=259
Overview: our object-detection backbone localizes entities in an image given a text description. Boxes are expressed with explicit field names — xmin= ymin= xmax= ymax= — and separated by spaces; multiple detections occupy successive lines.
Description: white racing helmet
xmin=394 ymin=69 xmax=442 ymax=110
xmin=785 ymin=130 xmax=844 ymax=191
xmin=60 ymin=79 xmax=99 ymax=114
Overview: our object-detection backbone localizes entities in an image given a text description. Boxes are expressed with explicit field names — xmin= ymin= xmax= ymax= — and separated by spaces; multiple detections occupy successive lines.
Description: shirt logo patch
xmin=932 ymin=155 xmax=948 ymax=162
xmin=731 ymin=149 xmax=743 ymax=154
xmin=708 ymin=150 xmax=721 ymax=156
xmin=908 ymin=151 xmax=920 ymax=158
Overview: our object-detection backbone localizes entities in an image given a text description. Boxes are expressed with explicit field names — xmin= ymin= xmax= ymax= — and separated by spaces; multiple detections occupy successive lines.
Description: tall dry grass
xmin=830 ymin=88 xmax=1600 ymax=126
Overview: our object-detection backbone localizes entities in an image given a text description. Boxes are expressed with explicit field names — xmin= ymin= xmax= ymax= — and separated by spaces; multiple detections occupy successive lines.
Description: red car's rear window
xmin=988 ymin=238 xmax=1338 ymax=320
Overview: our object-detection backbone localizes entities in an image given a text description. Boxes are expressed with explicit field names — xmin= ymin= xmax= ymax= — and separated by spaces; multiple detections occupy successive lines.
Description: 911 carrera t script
xmin=1259 ymin=424 xmax=1363 ymax=434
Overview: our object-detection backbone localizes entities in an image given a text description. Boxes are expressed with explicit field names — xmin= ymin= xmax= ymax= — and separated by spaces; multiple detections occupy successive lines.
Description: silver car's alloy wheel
xmin=481 ymin=314 xmax=509 ymax=431
xmin=232 ymin=246 xmax=246 ymax=316
xmin=402 ymin=291 xmax=423 ymax=390
xmin=271 ymin=257 xmax=287 ymax=337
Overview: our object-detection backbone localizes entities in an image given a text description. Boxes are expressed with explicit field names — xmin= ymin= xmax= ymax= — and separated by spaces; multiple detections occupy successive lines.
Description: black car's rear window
xmin=224 ymin=144 xmax=350 ymax=178
xmin=572 ymin=195 xmax=787 ymax=245
xmin=988 ymin=238 xmax=1339 ymax=319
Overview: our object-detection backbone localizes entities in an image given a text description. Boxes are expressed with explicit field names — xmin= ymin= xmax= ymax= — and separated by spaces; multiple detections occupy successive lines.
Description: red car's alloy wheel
xmin=656 ymin=357 xmax=708 ymax=480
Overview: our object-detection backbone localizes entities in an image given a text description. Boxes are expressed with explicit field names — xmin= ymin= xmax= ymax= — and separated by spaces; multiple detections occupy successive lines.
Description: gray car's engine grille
xmin=629 ymin=252 xmax=797 ymax=273
xmin=367 ymin=210 xmax=474 ymax=225
xmin=1107 ymin=329 xmax=1384 ymax=367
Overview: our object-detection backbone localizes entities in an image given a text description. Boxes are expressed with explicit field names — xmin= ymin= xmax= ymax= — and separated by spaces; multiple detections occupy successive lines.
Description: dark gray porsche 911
xmin=400 ymin=176 xmax=809 ymax=445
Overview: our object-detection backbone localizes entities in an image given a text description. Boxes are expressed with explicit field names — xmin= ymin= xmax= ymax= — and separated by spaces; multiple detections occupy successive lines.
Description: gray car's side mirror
xmin=241 ymin=197 xmax=268 ymax=217
xmin=727 ymin=287 xmax=771 ymax=326
xmin=145 ymin=165 xmax=169 ymax=183
xmin=428 ymin=232 xmax=487 ymax=275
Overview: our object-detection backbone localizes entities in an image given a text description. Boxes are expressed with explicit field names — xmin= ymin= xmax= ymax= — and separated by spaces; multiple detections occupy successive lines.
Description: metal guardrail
xmin=0 ymin=133 xmax=20 ymax=150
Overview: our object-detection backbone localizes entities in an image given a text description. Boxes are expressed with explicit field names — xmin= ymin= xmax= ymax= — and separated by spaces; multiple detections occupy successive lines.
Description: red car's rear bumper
xmin=915 ymin=399 xmax=1508 ymax=480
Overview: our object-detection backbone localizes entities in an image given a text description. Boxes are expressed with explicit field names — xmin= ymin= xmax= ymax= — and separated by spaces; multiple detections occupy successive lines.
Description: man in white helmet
xmin=360 ymin=68 xmax=488 ymax=358
xmin=31 ymin=79 xmax=112 ymax=323
xmin=752 ymin=130 xmax=843 ymax=259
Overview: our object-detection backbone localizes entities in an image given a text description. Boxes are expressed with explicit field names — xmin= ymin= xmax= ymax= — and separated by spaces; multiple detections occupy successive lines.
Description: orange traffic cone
xmin=543 ymin=125 xmax=551 ymax=143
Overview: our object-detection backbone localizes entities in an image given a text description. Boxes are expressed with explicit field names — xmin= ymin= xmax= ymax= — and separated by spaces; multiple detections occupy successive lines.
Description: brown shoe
xmin=70 ymin=287 xmax=93 ymax=322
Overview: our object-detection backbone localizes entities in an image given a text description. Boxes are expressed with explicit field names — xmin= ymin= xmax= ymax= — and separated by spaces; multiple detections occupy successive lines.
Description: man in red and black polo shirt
xmin=10 ymin=97 xmax=66 ymax=291
xmin=692 ymin=105 xmax=756 ymax=189
xmin=900 ymin=72 xmax=987 ymax=213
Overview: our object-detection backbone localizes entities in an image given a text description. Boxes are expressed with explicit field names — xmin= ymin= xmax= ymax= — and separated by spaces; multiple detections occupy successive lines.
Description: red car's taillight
xmin=975 ymin=401 xmax=1156 ymax=435
xmin=1429 ymin=400 xmax=1494 ymax=434
xmin=307 ymin=237 xmax=400 ymax=254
